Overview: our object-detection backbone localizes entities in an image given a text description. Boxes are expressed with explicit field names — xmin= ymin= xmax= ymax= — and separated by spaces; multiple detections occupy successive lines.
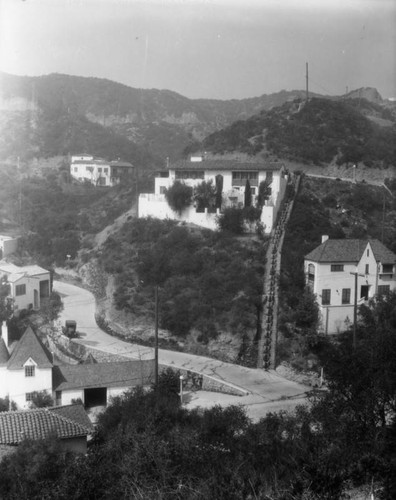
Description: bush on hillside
xmin=164 ymin=181 xmax=193 ymax=214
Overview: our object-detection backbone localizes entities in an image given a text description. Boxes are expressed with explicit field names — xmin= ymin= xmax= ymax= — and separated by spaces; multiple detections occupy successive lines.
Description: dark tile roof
xmin=0 ymin=337 xmax=9 ymax=366
xmin=369 ymin=239 xmax=396 ymax=264
xmin=170 ymin=159 xmax=284 ymax=172
xmin=305 ymin=239 xmax=396 ymax=264
xmin=49 ymin=404 xmax=94 ymax=432
xmin=52 ymin=359 xmax=154 ymax=391
xmin=0 ymin=405 xmax=92 ymax=445
xmin=7 ymin=327 xmax=53 ymax=370
xmin=110 ymin=161 xmax=134 ymax=168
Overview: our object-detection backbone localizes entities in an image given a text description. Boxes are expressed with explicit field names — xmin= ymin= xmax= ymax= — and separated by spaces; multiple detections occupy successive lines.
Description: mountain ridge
xmin=1 ymin=71 xmax=393 ymax=165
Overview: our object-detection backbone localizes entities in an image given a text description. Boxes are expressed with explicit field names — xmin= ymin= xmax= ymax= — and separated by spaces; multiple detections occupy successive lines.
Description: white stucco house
xmin=304 ymin=236 xmax=396 ymax=334
xmin=70 ymin=154 xmax=135 ymax=187
xmin=0 ymin=262 xmax=51 ymax=313
xmin=138 ymin=156 xmax=289 ymax=233
xmin=0 ymin=324 xmax=155 ymax=410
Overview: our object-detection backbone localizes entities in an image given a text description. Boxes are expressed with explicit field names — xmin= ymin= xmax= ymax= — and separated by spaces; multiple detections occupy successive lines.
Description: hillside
xmin=0 ymin=72 xmax=321 ymax=162
xmin=192 ymin=97 xmax=396 ymax=167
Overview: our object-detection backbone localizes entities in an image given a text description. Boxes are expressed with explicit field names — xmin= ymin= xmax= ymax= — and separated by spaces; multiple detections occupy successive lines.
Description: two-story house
xmin=304 ymin=236 xmax=396 ymax=334
xmin=70 ymin=154 xmax=135 ymax=187
xmin=0 ymin=323 xmax=155 ymax=410
xmin=0 ymin=262 xmax=51 ymax=313
xmin=138 ymin=156 xmax=288 ymax=233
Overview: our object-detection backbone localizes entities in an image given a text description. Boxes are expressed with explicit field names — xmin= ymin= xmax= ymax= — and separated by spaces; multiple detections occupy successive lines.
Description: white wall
xmin=0 ymin=237 xmax=18 ymax=256
xmin=8 ymin=367 xmax=53 ymax=409
xmin=58 ymin=389 xmax=84 ymax=406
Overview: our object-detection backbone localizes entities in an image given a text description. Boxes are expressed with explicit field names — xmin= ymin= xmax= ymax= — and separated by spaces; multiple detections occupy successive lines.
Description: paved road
xmin=54 ymin=280 xmax=308 ymax=420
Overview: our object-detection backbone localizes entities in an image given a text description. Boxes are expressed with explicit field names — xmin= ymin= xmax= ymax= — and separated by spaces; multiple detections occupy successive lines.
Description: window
xmin=307 ymin=263 xmax=315 ymax=282
xmin=342 ymin=288 xmax=351 ymax=304
xmin=378 ymin=285 xmax=390 ymax=296
xmin=232 ymin=171 xmax=258 ymax=181
xmin=86 ymin=166 xmax=93 ymax=173
xmin=15 ymin=284 xmax=26 ymax=296
xmin=365 ymin=264 xmax=369 ymax=274
xmin=321 ymin=289 xmax=331 ymax=305
xmin=265 ymin=171 xmax=273 ymax=183
xmin=331 ymin=264 xmax=344 ymax=272
xmin=74 ymin=167 xmax=78 ymax=172
xmin=382 ymin=264 xmax=393 ymax=273
xmin=160 ymin=186 xmax=166 ymax=194
xmin=175 ymin=170 xmax=204 ymax=180
xmin=367 ymin=249 xmax=369 ymax=257
xmin=25 ymin=392 xmax=36 ymax=402
xmin=98 ymin=167 xmax=102 ymax=173
xmin=25 ymin=365 xmax=35 ymax=377
xmin=104 ymin=168 xmax=108 ymax=174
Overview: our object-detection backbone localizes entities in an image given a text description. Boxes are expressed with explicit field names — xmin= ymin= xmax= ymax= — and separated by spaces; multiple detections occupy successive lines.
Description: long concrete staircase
xmin=257 ymin=176 xmax=300 ymax=370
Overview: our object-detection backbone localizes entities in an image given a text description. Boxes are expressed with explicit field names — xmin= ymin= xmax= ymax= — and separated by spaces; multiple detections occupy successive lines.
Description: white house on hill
xmin=305 ymin=237 xmax=396 ymax=334
xmin=70 ymin=154 xmax=135 ymax=187
xmin=0 ymin=262 xmax=51 ymax=313
xmin=138 ymin=156 xmax=288 ymax=233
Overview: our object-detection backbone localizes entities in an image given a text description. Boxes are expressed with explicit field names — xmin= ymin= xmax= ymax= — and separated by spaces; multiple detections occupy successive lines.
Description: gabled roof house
xmin=305 ymin=236 xmax=396 ymax=334
xmin=0 ymin=323 xmax=155 ymax=410
xmin=138 ymin=156 xmax=289 ymax=233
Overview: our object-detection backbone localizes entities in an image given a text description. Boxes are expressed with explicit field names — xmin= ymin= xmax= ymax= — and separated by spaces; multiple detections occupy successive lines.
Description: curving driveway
xmin=54 ymin=280 xmax=308 ymax=420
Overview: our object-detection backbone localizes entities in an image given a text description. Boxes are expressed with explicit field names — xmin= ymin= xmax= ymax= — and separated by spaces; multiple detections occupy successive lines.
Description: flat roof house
xmin=305 ymin=237 xmax=396 ymax=334
xmin=70 ymin=154 xmax=135 ymax=187
xmin=138 ymin=156 xmax=289 ymax=233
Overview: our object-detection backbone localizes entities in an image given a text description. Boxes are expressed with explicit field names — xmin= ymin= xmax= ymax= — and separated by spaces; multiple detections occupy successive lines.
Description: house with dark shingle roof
xmin=0 ymin=404 xmax=93 ymax=455
xmin=304 ymin=236 xmax=396 ymax=334
xmin=138 ymin=155 xmax=289 ymax=233
xmin=0 ymin=323 xmax=155 ymax=409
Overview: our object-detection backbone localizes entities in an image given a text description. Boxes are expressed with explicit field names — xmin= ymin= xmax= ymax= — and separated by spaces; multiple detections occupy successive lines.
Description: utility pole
xmin=154 ymin=284 xmax=159 ymax=387
xmin=350 ymin=269 xmax=365 ymax=349
xmin=306 ymin=62 xmax=309 ymax=101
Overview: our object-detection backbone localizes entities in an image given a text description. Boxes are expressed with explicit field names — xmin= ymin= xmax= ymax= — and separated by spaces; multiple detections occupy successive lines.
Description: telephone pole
xmin=306 ymin=62 xmax=309 ymax=101
xmin=154 ymin=284 xmax=159 ymax=387
xmin=350 ymin=269 xmax=365 ymax=349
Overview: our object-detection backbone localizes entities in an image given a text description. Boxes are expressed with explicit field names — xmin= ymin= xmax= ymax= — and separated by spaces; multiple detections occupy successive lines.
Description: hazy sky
xmin=0 ymin=0 xmax=395 ymax=100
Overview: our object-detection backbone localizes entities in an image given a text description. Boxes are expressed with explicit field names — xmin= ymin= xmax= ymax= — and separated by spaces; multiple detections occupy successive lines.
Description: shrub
xmin=217 ymin=207 xmax=245 ymax=234
xmin=164 ymin=181 xmax=193 ymax=214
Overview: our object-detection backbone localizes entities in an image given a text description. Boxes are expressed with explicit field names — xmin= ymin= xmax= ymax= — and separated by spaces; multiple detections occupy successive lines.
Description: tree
xmin=29 ymin=390 xmax=54 ymax=408
xmin=0 ymin=276 xmax=13 ymax=324
xmin=257 ymin=180 xmax=272 ymax=208
xmin=217 ymin=207 xmax=245 ymax=234
xmin=193 ymin=179 xmax=216 ymax=212
xmin=164 ymin=181 xmax=193 ymax=214
xmin=244 ymin=179 xmax=252 ymax=207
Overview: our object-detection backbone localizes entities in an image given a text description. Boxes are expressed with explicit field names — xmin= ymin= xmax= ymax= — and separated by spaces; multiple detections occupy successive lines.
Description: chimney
xmin=1 ymin=321 xmax=9 ymax=352
xmin=321 ymin=235 xmax=329 ymax=244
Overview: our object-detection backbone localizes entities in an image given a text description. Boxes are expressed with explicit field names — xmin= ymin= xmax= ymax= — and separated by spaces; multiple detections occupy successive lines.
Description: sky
xmin=0 ymin=0 xmax=395 ymax=100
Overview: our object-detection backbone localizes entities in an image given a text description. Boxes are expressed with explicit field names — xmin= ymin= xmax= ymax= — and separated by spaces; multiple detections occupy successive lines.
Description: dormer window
xmin=25 ymin=365 xmax=35 ymax=377
xmin=382 ymin=264 xmax=393 ymax=274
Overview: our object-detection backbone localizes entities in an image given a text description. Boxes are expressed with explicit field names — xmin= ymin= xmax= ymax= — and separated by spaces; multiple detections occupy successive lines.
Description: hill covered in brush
xmin=189 ymin=97 xmax=396 ymax=167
